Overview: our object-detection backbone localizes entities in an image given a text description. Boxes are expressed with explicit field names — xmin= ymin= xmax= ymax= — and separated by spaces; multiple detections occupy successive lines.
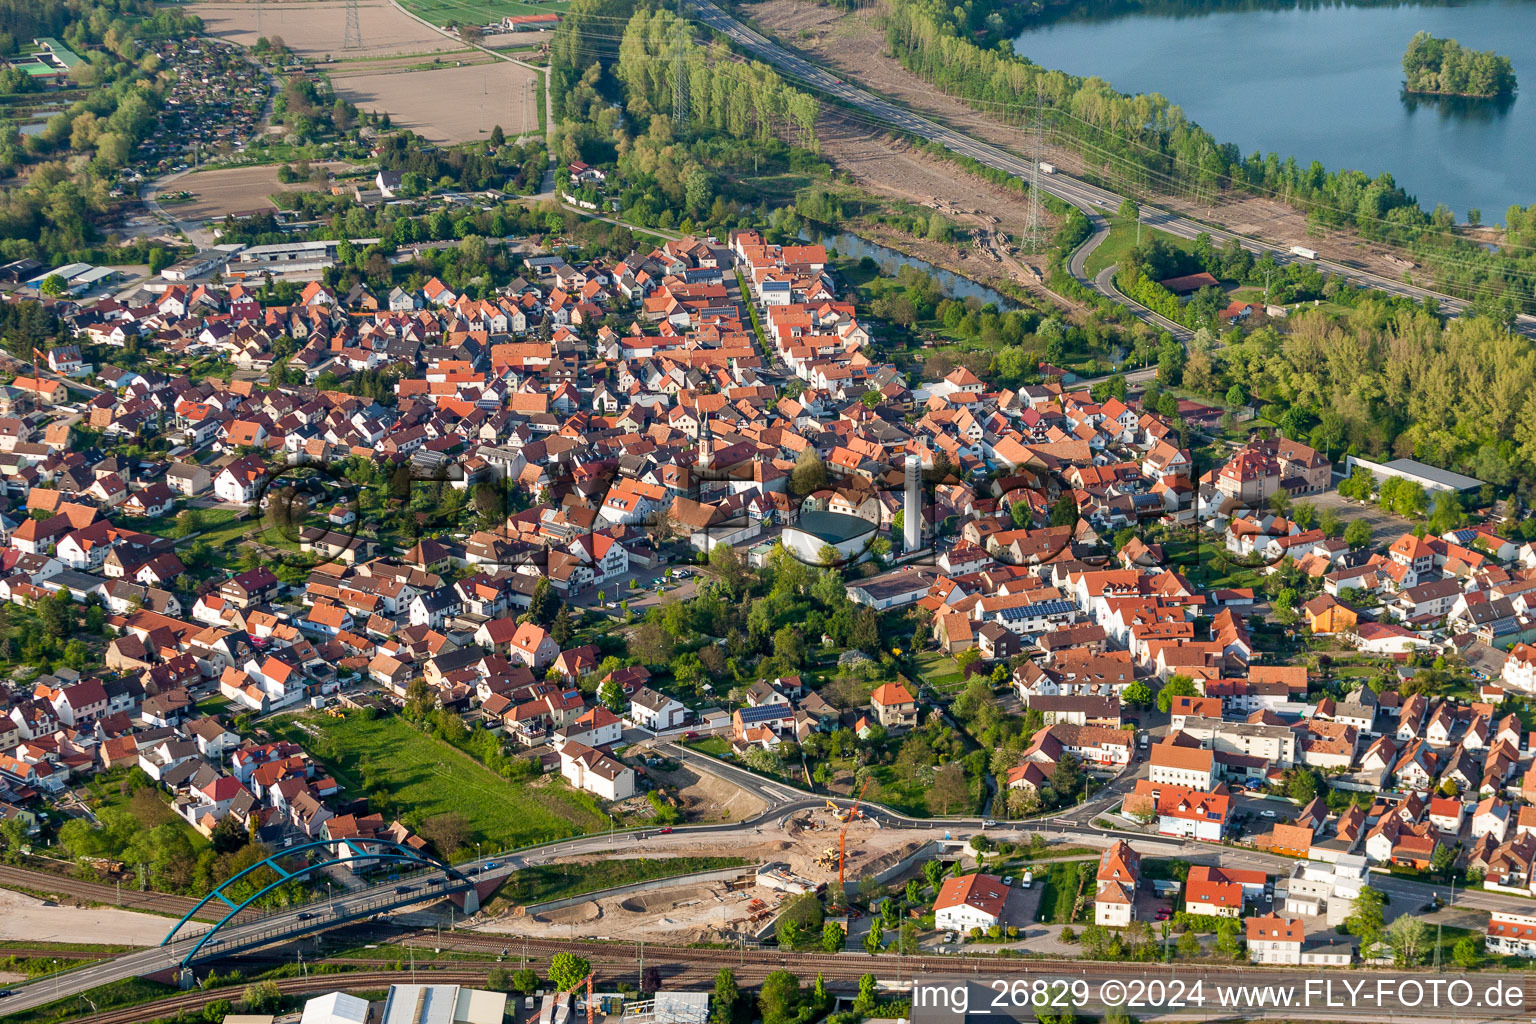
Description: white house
xmin=214 ymin=454 xmax=269 ymax=505
xmin=627 ymin=686 xmax=687 ymax=731
xmin=934 ymin=873 xmax=1008 ymax=932
xmin=558 ymin=741 xmax=635 ymax=801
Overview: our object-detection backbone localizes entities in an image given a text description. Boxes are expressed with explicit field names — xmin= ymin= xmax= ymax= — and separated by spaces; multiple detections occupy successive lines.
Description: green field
xmin=269 ymin=713 xmax=609 ymax=853
xmin=399 ymin=0 xmax=571 ymax=26
xmin=1083 ymin=213 xmax=1199 ymax=278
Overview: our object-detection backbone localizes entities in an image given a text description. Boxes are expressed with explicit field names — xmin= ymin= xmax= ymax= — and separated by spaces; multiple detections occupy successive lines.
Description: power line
xmin=343 ymin=0 xmax=363 ymax=50
xmin=672 ymin=3 xmax=690 ymax=127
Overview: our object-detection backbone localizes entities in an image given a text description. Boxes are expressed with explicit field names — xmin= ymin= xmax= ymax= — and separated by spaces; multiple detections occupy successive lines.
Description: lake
xmin=1012 ymin=0 xmax=1536 ymax=219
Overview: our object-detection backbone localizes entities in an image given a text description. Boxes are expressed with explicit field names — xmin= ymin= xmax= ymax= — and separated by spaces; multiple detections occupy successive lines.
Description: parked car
xmin=1003 ymin=876 xmax=1013 ymax=887
xmin=1260 ymin=809 xmax=1277 ymax=818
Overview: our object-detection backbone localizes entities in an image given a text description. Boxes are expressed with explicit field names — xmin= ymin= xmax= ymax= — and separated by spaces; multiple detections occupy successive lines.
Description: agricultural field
xmin=400 ymin=0 xmax=571 ymax=26
xmin=326 ymin=60 xmax=541 ymax=143
xmin=268 ymin=711 xmax=609 ymax=854
xmin=149 ymin=164 xmax=341 ymax=221
xmin=189 ymin=0 xmax=460 ymax=60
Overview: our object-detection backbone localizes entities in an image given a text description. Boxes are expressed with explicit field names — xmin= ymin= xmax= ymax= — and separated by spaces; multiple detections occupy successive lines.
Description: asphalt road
xmin=685 ymin=0 xmax=1536 ymax=340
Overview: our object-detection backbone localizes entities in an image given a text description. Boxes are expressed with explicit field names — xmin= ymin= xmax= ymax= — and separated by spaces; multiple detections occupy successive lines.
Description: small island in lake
xmin=1402 ymin=32 xmax=1516 ymax=98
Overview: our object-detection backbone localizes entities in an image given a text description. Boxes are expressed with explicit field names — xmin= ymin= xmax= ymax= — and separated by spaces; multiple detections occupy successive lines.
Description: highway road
xmin=685 ymin=0 xmax=1536 ymax=339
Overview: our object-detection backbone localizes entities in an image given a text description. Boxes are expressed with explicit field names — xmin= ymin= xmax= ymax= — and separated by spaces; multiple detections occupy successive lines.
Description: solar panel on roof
xmin=737 ymin=704 xmax=792 ymax=724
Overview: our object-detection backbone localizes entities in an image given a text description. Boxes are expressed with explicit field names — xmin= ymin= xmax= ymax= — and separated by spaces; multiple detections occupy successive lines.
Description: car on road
xmin=0 ymin=989 xmax=14 ymax=998
xmin=297 ymin=912 xmax=316 ymax=920
xmin=482 ymin=861 xmax=500 ymax=870
xmin=394 ymin=885 xmax=416 ymax=895
xmin=982 ymin=819 xmax=997 ymax=828
xmin=658 ymin=827 xmax=673 ymax=834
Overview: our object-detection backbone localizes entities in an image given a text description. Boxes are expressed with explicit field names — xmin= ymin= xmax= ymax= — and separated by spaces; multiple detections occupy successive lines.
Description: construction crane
xmin=837 ymin=777 xmax=872 ymax=886
xmin=550 ymin=973 xmax=595 ymax=1024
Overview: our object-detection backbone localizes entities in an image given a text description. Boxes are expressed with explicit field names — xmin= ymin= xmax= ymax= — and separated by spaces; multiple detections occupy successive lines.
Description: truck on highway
xmin=1289 ymin=245 xmax=1318 ymax=260
xmin=1038 ymin=161 xmax=1056 ymax=175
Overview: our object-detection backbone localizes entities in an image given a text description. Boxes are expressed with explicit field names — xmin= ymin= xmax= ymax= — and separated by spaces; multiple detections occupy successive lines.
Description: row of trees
xmin=617 ymin=8 xmax=819 ymax=149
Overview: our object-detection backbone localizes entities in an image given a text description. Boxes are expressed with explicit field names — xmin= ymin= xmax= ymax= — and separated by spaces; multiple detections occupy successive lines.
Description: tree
xmin=1286 ymin=768 xmax=1321 ymax=805
xmin=241 ymin=981 xmax=282 ymax=1013
xmin=38 ymin=273 xmax=65 ymax=297
xmin=854 ymin=973 xmax=878 ymax=1014
xmin=1156 ymin=674 xmax=1198 ymax=714
xmin=1049 ymin=493 xmax=1079 ymax=528
xmin=1215 ymin=918 xmax=1243 ymax=959
xmin=821 ymin=921 xmax=846 ymax=952
xmin=1386 ymin=914 xmax=1428 ymax=967
xmin=864 ymin=922 xmax=884 ymax=954
xmin=548 ymin=952 xmax=591 ymax=992
xmin=512 ymin=968 xmax=540 ymax=994
xmin=420 ymin=812 xmax=470 ymax=857
xmin=790 ymin=449 xmax=827 ymax=495
xmin=712 ymin=969 xmax=738 ymax=1024
xmin=932 ymin=762 xmax=969 ymax=814
xmin=1177 ymin=928 xmax=1201 ymax=959
xmin=1121 ymin=680 xmax=1153 ymax=709
xmin=597 ymin=678 xmax=626 ymax=713
xmin=1452 ymin=934 xmax=1483 ymax=968
xmin=1344 ymin=518 xmax=1374 ymax=548
xmin=758 ymin=970 xmax=801 ymax=1024
xmin=1344 ymin=886 xmax=1386 ymax=955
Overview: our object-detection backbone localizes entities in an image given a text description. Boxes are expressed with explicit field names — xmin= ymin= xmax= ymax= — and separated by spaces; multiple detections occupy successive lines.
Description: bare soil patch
xmin=742 ymin=0 xmax=1422 ymax=281
xmin=189 ymin=0 xmax=459 ymax=60
xmin=0 ymin=887 xmax=162 ymax=947
xmin=153 ymin=164 xmax=341 ymax=219
xmin=331 ymin=61 xmax=540 ymax=143
xmin=645 ymin=760 xmax=768 ymax=823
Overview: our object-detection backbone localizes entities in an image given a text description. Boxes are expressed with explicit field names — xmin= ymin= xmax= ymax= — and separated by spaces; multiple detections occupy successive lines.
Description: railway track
xmin=73 ymin=969 xmax=493 ymax=1024
xmin=0 ymin=865 xmax=259 ymax=924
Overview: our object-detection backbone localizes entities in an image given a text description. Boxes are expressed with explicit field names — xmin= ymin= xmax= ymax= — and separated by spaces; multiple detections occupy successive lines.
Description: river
xmin=805 ymin=230 xmax=1019 ymax=308
xmin=1012 ymin=0 xmax=1536 ymax=219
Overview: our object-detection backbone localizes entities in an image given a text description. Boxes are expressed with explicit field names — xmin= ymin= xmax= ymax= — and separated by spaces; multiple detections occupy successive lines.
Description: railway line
xmin=0 ymin=865 xmax=259 ymax=924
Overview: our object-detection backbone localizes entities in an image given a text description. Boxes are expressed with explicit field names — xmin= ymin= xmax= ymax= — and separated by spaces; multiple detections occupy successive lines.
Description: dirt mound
xmin=534 ymin=902 xmax=600 ymax=925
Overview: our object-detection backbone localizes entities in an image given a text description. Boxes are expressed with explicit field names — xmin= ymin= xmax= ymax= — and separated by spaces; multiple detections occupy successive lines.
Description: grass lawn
xmin=683 ymin=736 xmax=733 ymax=759
xmin=1035 ymin=860 xmax=1094 ymax=925
xmin=269 ymin=713 xmax=609 ymax=852
xmin=1083 ymin=213 xmax=1199 ymax=278
xmin=1164 ymin=538 xmax=1267 ymax=590
xmin=496 ymin=856 xmax=751 ymax=904
xmin=913 ymin=650 xmax=965 ymax=695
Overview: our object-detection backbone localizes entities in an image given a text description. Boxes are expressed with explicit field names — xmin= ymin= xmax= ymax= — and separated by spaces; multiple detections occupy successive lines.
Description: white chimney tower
xmin=903 ymin=453 xmax=922 ymax=553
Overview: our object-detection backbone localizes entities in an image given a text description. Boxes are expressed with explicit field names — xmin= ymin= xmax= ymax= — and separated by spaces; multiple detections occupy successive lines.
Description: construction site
xmin=472 ymin=797 xmax=935 ymax=945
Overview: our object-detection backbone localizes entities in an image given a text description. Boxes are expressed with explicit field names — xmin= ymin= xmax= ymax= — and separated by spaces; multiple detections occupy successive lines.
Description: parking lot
xmin=1310 ymin=486 xmax=1415 ymax=546
xmin=566 ymin=563 xmax=703 ymax=615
